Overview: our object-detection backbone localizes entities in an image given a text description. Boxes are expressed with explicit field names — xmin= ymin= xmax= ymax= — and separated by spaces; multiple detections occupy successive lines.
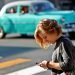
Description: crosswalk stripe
xmin=0 ymin=58 xmax=31 ymax=69
xmin=6 ymin=65 xmax=66 ymax=75
xmin=6 ymin=65 xmax=47 ymax=75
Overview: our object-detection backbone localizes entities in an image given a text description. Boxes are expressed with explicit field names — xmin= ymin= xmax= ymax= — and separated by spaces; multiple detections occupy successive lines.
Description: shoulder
xmin=55 ymin=35 xmax=73 ymax=49
xmin=61 ymin=36 xmax=73 ymax=46
xmin=61 ymin=36 xmax=74 ymax=55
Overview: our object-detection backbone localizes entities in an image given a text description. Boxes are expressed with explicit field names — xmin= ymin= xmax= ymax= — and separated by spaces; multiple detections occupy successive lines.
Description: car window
xmin=20 ymin=6 xmax=29 ymax=14
xmin=6 ymin=6 xmax=17 ymax=14
xmin=32 ymin=2 xmax=55 ymax=12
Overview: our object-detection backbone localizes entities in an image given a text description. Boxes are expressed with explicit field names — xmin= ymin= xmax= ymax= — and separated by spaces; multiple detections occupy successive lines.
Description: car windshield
xmin=32 ymin=2 xmax=55 ymax=12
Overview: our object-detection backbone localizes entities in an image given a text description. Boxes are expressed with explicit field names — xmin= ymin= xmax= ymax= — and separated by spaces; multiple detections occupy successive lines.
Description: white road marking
xmin=6 ymin=65 xmax=65 ymax=75
xmin=6 ymin=65 xmax=47 ymax=75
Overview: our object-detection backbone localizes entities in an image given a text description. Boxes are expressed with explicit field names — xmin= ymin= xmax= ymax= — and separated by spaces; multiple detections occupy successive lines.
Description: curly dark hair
xmin=39 ymin=19 xmax=62 ymax=35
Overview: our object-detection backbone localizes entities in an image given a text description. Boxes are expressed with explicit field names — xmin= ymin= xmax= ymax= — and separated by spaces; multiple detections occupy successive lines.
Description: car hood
xmin=36 ymin=14 xmax=63 ymax=25
xmin=36 ymin=10 xmax=74 ymax=15
xmin=39 ymin=15 xmax=62 ymax=20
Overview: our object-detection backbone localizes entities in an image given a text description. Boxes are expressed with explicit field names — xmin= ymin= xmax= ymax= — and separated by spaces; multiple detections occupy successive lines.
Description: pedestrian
xmin=34 ymin=18 xmax=75 ymax=75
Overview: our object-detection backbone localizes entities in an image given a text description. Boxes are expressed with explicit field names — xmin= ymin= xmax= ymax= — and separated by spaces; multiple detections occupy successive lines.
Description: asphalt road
xmin=0 ymin=34 xmax=74 ymax=75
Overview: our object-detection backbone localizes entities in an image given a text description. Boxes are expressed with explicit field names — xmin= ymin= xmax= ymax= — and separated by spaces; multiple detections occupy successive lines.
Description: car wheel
xmin=69 ymin=32 xmax=75 ymax=39
xmin=21 ymin=34 xmax=28 ymax=37
xmin=0 ymin=27 xmax=6 ymax=39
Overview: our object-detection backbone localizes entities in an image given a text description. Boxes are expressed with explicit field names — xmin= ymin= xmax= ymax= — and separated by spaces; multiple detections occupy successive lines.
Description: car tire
xmin=69 ymin=32 xmax=75 ymax=39
xmin=21 ymin=34 xmax=28 ymax=37
xmin=0 ymin=27 xmax=6 ymax=39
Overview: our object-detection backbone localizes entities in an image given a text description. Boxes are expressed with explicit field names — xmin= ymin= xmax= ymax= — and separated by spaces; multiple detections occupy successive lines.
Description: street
xmin=0 ymin=0 xmax=74 ymax=75
xmin=0 ymin=34 xmax=74 ymax=75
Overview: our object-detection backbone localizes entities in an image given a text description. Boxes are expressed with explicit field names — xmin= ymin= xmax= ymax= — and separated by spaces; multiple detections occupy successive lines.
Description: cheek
xmin=48 ymin=35 xmax=57 ymax=41
xmin=47 ymin=37 xmax=52 ymax=40
xmin=42 ymin=38 xmax=50 ymax=44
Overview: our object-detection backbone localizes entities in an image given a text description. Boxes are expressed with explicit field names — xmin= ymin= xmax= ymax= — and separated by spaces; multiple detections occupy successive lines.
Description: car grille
xmin=64 ymin=22 xmax=75 ymax=28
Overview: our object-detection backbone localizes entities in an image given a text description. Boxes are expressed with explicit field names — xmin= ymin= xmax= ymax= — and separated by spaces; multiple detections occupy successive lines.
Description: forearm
xmin=48 ymin=61 xmax=62 ymax=70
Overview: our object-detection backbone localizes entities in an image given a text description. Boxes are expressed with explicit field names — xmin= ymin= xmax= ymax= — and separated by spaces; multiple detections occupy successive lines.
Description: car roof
xmin=1 ymin=0 xmax=54 ymax=14
xmin=2 ymin=0 xmax=49 ymax=7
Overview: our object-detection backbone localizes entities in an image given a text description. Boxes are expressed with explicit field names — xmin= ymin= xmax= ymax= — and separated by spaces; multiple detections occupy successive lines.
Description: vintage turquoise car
xmin=0 ymin=0 xmax=75 ymax=38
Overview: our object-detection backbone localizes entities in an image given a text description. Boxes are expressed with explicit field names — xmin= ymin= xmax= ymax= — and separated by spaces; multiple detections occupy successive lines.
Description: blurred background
xmin=0 ymin=0 xmax=75 ymax=10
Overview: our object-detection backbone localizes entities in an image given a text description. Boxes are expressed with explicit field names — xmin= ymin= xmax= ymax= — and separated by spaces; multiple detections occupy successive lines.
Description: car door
xmin=4 ymin=5 xmax=19 ymax=33
xmin=15 ymin=5 xmax=36 ymax=35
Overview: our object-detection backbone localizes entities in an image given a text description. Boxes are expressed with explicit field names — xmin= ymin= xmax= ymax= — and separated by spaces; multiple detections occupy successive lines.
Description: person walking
xmin=34 ymin=18 xmax=75 ymax=75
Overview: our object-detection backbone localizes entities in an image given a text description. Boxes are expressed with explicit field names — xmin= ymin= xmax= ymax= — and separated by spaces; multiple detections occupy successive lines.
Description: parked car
xmin=0 ymin=0 xmax=75 ymax=38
